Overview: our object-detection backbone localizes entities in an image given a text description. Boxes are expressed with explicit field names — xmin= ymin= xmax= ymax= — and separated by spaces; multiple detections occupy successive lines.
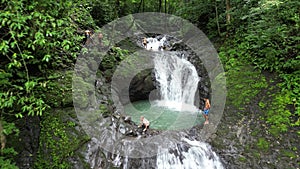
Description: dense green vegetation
xmin=216 ymin=0 xmax=300 ymax=133
xmin=0 ymin=0 xmax=299 ymax=168
xmin=0 ymin=0 xmax=94 ymax=167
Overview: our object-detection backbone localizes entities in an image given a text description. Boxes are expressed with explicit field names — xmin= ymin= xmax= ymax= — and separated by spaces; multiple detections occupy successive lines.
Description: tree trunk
xmin=226 ymin=0 xmax=231 ymax=37
xmin=137 ymin=0 xmax=142 ymax=13
xmin=215 ymin=0 xmax=221 ymax=36
xmin=226 ymin=0 xmax=231 ymax=24
xmin=115 ymin=0 xmax=120 ymax=16
xmin=165 ymin=0 xmax=167 ymax=13
xmin=159 ymin=0 xmax=162 ymax=12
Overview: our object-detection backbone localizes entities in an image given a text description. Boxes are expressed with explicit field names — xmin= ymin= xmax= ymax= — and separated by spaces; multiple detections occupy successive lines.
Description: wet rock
xmin=113 ymin=114 xmax=121 ymax=119
xmin=14 ymin=116 xmax=40 ymax=169
xmin=123 ymin=116 xmax=131 ymax=122
xmin=178 ymin=143 xmax=189 ymax=152
xmin=119 ymin=124 xmax=126 ymax=134
xmin=129 ymin=69 xmax=156 ymax=103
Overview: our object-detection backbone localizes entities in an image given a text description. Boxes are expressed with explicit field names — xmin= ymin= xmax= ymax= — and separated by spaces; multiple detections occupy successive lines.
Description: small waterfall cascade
xmin=153 ymin=53 xmax=199 ymax=111
xmin=145 ymin=36 xmax=167 ymax=51
xmin=156 ymin=138 xmax=224 ymax=169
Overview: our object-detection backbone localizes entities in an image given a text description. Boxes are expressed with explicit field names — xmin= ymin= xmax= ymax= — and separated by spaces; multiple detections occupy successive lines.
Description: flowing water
xmin=87 ymin=36 xmax=224 ymax=169
xmin=153 ymin=52 xmax=199 ymax=109
xmin=144 ymin=36 xmax=167 ymax=51
xmin=156 ymin=138 xmax=223 ymax=169
xmin=123 ymin=37 xmax=223 ymax=168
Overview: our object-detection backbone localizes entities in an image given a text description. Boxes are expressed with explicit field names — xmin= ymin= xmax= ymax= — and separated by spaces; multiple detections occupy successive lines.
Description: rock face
xmin=14 ymin=116 xmax=40 ymax=169
xmin=218 ymin=113 xmax=299 ymax=169
xmin=129 ymin=69 xmax=157 ymax=102
xmin=207 ymin=71 xmax=300 ymax=169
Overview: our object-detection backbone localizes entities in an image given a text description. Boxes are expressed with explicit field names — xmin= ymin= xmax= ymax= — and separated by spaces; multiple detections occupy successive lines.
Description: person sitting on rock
xmin=138 ymin=116 xmax=150 ymax=132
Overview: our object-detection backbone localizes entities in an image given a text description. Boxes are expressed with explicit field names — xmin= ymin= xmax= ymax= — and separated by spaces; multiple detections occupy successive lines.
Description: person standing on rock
xmin=84 ymin=30 xmax=93 ymax=45
xmin=138 ymin=116 xmax=150 ymax=132
xmin=202 ymin=98 xmax=210 ymax=125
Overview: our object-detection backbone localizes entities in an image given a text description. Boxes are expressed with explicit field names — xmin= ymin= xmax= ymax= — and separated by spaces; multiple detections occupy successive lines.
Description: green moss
xmin=225 ymin=63 xmax=268 ymax=108
xmin=0 ymin=120 xmax=19 ymax=169
xmin=269 ymin=125 xmax=281 ymax=137
xmin=34 ymin=108 xmax=90 ymax=169
xmin=222 ymin=52 xmax=298 ymax=135
xmin=72 ymin=76 xmax=94 ymax=108
xmin=256 ymin=137 xmax=270 ymax=152
xmin=0 ymin=158 xmax=18 ymax=169
xmin=265 ymin=91 xmax=293 ymax=133
xmin=99 ymin=104 xmax=110 ymax=117
xmin=211 ymin=138 xmax=226 ymax=150
xmin=281 ymin=150 xmax=297 ymax=159
xmin=258 ymin=101 xmax=266 ymax=109
xmin=251 ymin=129 xmax=260 ymax=137
xmin=244 ymin=144 xmax=251 ymax=153
xmin=45 ymin=71 xmax=74 ymax=108
xmin=253 ymin=151 xmax=261 ymax=159
xmin=238 ymin=156 xmax=247 ymax=162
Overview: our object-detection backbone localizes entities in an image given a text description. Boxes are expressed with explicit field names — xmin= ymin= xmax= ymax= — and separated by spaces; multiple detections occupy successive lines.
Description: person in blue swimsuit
xmin=202 ymin=98 xmax=210 ymax=124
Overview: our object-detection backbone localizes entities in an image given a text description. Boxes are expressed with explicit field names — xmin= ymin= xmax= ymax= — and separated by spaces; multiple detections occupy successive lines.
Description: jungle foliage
xmin=0 ymin=0 xmax=95 ymax=167
xmin=214 ymin=0 xmax=300 ymax=132
xmin=0 ymin=0 xmax=299 ymax=168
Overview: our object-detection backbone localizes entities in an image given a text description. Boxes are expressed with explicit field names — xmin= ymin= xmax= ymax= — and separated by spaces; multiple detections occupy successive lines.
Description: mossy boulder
xmin=45 ymin=70 xmax=74 ymax=108
xmin=35 ymin=107 xmax=91 ymax=169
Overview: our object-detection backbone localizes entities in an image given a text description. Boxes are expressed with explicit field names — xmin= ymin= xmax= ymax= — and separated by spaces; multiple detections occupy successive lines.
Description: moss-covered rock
xmin=45 ymin=70 xmax=74 ymax=108
xmin=209 ymin=60 xmax=300 ymax=169
xmin=72 ymin=76 xmax=94 ymax=109
xmin=34 ymin=108 xmax=90 ymax=169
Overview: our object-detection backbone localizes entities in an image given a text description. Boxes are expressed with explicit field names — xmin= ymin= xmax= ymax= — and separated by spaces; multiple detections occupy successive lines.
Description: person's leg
xmin=144 ymin=124 xmax=149 ymax=131
xmin=204 ymin=110 xmax=209 ymax=124
xmin=204 ymin=115 xmax=209 ymax=124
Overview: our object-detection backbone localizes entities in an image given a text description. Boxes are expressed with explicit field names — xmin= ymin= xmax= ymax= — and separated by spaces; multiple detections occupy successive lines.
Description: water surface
xmin=124 ymin=100 xmax=204 ymax=130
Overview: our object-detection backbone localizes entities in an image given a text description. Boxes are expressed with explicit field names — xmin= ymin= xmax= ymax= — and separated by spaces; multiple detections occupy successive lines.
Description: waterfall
xmin=149 ymin=37 xmax=223 ymax=169
xmin=153 ymin=53 xmax=199 ymax=111
xmin=156 ymin=138 xmax=224 ymax=169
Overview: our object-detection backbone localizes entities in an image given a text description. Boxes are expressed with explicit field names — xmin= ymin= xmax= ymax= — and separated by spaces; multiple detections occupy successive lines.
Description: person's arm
xmin=138 ymin=120 xmax=142 ymax=127
xmin=207 ymin=100 xmax=211 ymax=109
xmin=143 ymin=125 xmax=148 ymax=131
xmin=143 ymin=119 xmax=149 ymax=131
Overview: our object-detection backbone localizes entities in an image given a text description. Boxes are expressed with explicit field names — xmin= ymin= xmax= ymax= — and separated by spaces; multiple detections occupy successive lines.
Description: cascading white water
xmin=153 ymin=53 xmax=199 ymax=111
xmin=156 ymin=138 xmax=224 ymax=169
xmin=149 ymin=37 xmax=223 ymax=169
xmin=145 ymin=37 xmax=167 ymax=51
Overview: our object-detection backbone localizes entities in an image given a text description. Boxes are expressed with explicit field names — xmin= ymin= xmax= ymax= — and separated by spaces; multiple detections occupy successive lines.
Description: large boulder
xmin=129 ymin=69 xmax=156 ymax=102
